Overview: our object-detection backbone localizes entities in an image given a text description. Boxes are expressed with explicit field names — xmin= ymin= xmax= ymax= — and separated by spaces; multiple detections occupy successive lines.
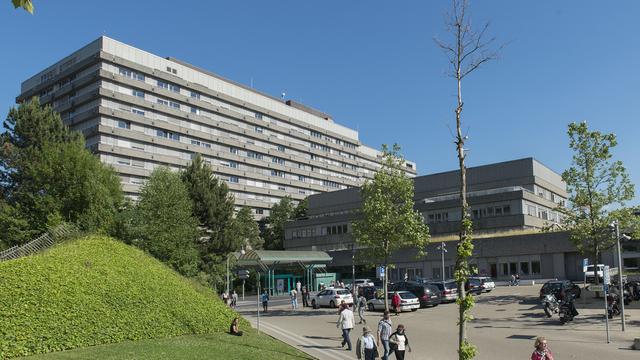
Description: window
xmin=278 ymin=186 xmax=286 ymax=191
xmin=157 ymin=99 xmax=169 ymax=106
xmin=131 ymin=108 xmax=145 ymax=116
xmin=527 ymin=205 xmax=536 ymax=216
xmin=157 ymin=80 xmax=169 ymax=89
xmin=501 ymin=263 xmax=509 ymax=276
xmin=277 ymin=145 xmax=285 ymax=152
xmin=495 ymin=207 xmax=503 ymax=215
xmin=132 ymin=89 xmax=144 ymax=98
xmin=298 ymin=175 xmax=305 ymax=182
xmin=117 ymin=120 xmax=130 ymax=129
xmin=117 ymin=158 xmax=131 ymax=166
xmin=168 ymin=83 xmax=180 ymax=93
xmin=190 ymin=106 xmax=199 ymax=114
xmin=520 ymin=262 xmax=529 ymax=275
xmin=247 ymin=151 xmax=263 ymax=160
xmin=229 ymin=176 xmax=239 ymax=183
xmin=157 ymin=130 xmax=180 ymax=141
xmin=509 ymin=262 xmax=518 ymax=275
xmin=255 ymin=112 xmax=263 ymax=120
xmin=169 ymin=101 xmax=180 ymax=109
xmin=311 ymin=130 xmax=322 ymax=138
xmin=229 ymin=147 xmax=238 ymax=154
xmin=119 ymin=68 xmax=144 ymax=81
xmin=229 ymin=161 xmax=238 ymax=169
xmin=342 ymin=224 xmax=348 ymax=233
xmin=503 ymin=205 xmax=511 ymax=215
xmin=531 ymin=261 xmax=541 ymax=275
xmin=271 ymin=170 xmax=285 ymax=178
xmin=272 ymin=157 xmax=285 ymax=165
xmin=255 ymin=208 xmax=264 ymax=215
xmin=255 ymin=126 xmax=264 ymax=134
xmin=190 ymin=91 xmax=200 ymax=99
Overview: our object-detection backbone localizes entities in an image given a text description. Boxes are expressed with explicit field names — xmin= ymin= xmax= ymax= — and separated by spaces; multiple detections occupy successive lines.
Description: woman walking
xmin=389 ymin=324 xmax=411 ymax=360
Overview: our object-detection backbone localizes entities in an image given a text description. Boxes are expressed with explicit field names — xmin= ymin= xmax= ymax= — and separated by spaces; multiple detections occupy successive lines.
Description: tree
xmin=0 ymin=98 xmax=123 ymax=243
xmin=262 ymin=196 xmax=296 ymax=250
xmin=224 ymin=206 xmax=263 ymax=251
xmin=134 ymin=167 xmax=200 ymax=277
xmin=434 ymin=1 xmax=502 ymax=358
xmin=293 ymin=197 xmax=309 ymax=219
xmin=560 ymin=122 xmax=638 ymax=284
xmin=11 ymin=0 xmax=33 ymax=13
xmin=352 ymin=144 xmax=430 ymax=311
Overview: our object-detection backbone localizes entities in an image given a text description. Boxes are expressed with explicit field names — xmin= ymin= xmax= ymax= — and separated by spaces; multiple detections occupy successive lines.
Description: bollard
xmin=633 ymin=338 xmax=640 ymax=350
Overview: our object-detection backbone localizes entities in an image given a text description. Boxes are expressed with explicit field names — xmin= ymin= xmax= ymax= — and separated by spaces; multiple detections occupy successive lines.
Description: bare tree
xmin=434 ymin=1 xmax=502 ymax=359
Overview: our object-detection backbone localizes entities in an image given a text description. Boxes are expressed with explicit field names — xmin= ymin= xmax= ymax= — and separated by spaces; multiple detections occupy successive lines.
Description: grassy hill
xmin=0 ymin=236 xmax=250 ymax=358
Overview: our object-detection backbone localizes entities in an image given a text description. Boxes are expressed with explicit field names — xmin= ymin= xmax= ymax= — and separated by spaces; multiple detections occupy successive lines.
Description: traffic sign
xmin=603 ymin=266 xmax=611 ymax=285
xmin=237 ymin=269 xmax=250 ymax=279
xmin=582 ymin=258 xmax=589 ymax=273
xmin=377 ymin=266 xmax=385 ymax=279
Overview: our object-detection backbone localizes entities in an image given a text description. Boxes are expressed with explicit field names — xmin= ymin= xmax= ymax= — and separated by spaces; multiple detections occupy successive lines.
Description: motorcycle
xmin=607 ymin=293 xmax=621 ymax=318
xmin=542 ymin=294 xmax=560 ymax=318
xmin=558 ymin=294 xmax=578 ymax=325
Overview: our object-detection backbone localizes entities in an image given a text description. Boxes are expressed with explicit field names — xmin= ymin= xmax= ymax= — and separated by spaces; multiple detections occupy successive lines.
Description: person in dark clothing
xmin=302 ymin=286 xmax=310 ymax=308
xmin=229 ymin=317 xmax=243 ymax=336
xmin=261 ymin=290 xmax=269 ymax=312
xmin=389 ymin=324 xmax=411 ymax=360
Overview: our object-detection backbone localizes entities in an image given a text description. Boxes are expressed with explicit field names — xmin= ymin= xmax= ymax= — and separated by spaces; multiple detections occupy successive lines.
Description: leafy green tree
xmin=11 ymin=0 xmax=33 ymax=13
xmin=352 ymin=144 xmax=430 ymax=311
xmin=262 ymin=196 xmax=295 ymax=250
xmin=134 ymin=167 xmax=200 ymax=277
xmin=293 ymin=197 xmax=309 ymax=219
xmin=560 ymin=121 xmax=638 ymax=284
xmin=0 ymin=98 xmax=123 ymax=243
xmin=224 ymin=206 xmax=263 ymax=251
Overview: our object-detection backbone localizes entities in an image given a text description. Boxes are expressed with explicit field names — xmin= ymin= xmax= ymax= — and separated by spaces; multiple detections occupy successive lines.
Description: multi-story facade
xmin=284 ymin=158 xmax=591 ymax=281
xmin=16 ymin=36 xmax=416 ymax=217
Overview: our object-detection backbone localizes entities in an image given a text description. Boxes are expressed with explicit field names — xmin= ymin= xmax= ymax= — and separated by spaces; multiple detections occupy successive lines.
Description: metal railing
xmin=0 ymin=224 xmax=78 ymax=262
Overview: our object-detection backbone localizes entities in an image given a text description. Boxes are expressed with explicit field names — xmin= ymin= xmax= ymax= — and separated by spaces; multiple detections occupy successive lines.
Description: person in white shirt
xmin=389 ymin=324 xmax=411 ymax=360
xmin=356 ymin=326 xmax=378 ymax=360
xmin=290 ymin=289 xmax=298 ymax=309
xmin=336 ymin=305 xmax=355 ymax=351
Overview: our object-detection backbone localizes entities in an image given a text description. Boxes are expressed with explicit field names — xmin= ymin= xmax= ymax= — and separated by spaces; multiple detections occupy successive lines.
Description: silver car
xmin=311 ymin=288 xmax=353 ymax=308
xmin=366 ymin=291 xmax=420 ymax=312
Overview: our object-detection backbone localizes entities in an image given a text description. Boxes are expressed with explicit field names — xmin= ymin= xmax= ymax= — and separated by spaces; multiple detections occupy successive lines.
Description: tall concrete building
xmin=16 ymin=36 xmax=416 ymax=217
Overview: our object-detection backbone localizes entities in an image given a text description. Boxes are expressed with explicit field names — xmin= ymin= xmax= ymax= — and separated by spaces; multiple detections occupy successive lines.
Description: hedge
xmin=0 ymin=236 xmax=246 ymax=358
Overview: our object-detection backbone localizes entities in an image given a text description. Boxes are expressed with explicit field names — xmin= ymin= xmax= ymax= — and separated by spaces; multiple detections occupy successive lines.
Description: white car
xmin=470 ymin=276 xmax=495 ymax=293
xmin=311 ymin=288 xmax=354 ymax=308
xmin=354 ymin=278 xmax=375 ymax=287
xmin=366 ymin=291 xmax=420 ymax=312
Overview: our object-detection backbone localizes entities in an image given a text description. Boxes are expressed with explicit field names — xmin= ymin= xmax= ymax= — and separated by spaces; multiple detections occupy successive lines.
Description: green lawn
xmin=20 ymin=329 xmax=314 ymax=360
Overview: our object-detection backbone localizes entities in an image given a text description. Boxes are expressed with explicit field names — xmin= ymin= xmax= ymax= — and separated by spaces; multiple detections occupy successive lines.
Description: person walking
xmin=222 ymin=292 xmax=229 ymax=306
xmin=377 ymin=310 xmax=393 ymax=360
xmin=357 ymin=294 xmax=367 ymax=324
xmin=531 ymin=337 xmax=554 ymax=360
xmin=296 ymin=280 xmax=302 ymax=295
xmin=510 ymin=274 xmax=516 ymax=286
xmin=389 ymin=324 xmax=411 ymax=360
xmin=302 ymin=286 xmax=310 ymax=308
xmin=337 ymin=302 xmax=355 ymax=351
xmin=231 ymin=290 xmax=238 ymax=308
xmin=290 ymin=288 xmax=298 ymax=309
xmin=392 ymin=291 xmax=402 ymax=316
xmin=261 ymin=290 xmax=269 ymax=312
xmin=356 ymin=326 xmax=378 ymax=360
xmin=515 ymin=273 xmax=520 ymax=286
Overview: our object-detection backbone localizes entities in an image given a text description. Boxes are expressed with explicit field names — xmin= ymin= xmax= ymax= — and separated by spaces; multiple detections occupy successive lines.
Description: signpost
xmin=603 ymin=265 xmax=610 ymax=343
xmin=377 ymin=266 xmax=385 ymax=280
xmin=238 ymin=269 xmax=250 ymax=301
xmin=582 ymin=258 xmax=588 ymax=307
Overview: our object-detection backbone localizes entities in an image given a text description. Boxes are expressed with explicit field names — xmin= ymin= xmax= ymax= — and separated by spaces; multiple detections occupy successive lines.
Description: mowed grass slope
xmin=0 ymin=236 xmax=250 ymax=358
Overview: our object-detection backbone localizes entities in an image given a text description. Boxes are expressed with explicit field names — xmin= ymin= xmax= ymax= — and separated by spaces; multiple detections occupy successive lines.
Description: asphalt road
xmin=238 ymin=285 xmax=640 ymax=360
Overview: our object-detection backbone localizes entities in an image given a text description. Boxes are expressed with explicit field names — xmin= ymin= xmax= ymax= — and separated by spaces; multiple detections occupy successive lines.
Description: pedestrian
xmin=337 ymin=301 xmax=355 ymax=351
xmin=357 ymin=293 xmax=367 ymax=324
xmin=389 ymin=324 xmax=411 ymax=360
xmin=290 ymin=288 xmax=298 ymax=309
xmin=377 ymin=310 xmax=393 ymax=360
xmin=261 ymin=290 xmax=269 ymax=312
xmin=222 ymin=292 xmax=229 ymax=306
xmin=231 ymin=290 xmax=238 ymax=308
xmin=296 ymin=280 xmax=302 ymax=295
xmin=301 ymin=286 xmax=307 ymax=307
xmin=356 ymin=326 xmax=378 ymax=360
xmin=392 ymin=291 xmax=402 ymax=316
xmin=229 ymin=317 xmax=243 ymax=336
xmin=515 ymin=273 xmax=520 ymax=286
xmin=530 ymin=336 xmax=554 ymax=360
xmin=338 ymin=300 xmax=347 ymax=314
xmin=510 ymin=274 xmax=516 ymax=286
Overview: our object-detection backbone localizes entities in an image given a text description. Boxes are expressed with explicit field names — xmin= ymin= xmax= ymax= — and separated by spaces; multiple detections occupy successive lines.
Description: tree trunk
xmin=384 ymin=254 xmax=389 ymax=312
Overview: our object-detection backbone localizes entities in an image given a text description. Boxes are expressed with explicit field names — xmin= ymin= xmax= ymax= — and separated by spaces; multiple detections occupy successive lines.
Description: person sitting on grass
xmin=229 ymin=317 xmax=243 ymax=336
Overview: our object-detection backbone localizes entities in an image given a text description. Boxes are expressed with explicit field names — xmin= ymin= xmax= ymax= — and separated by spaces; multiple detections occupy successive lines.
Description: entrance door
xmin=490 ymin=263 xmax=497 ymax=278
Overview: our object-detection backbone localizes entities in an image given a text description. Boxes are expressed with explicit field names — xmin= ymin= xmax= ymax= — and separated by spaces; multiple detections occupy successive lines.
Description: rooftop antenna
xmin=281 ymin=91 xmax=286 ymax=101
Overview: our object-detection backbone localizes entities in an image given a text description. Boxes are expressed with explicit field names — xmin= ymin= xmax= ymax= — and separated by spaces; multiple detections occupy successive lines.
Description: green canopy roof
xmin=235 ymin=249 xmax=332 ymax=269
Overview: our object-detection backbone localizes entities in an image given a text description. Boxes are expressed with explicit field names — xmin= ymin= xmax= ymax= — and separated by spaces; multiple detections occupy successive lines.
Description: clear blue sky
xmin=1 ymin=1 xmax=638 ymax=205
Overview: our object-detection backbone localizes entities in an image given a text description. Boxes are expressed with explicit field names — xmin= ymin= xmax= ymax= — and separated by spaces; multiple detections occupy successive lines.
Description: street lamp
xmin=437 ymin=242 xmax=447 ymax=280
xmin=351 ymin=244 xmax=356 ymax=298
xmin=226 ymin=247 xmax=246 ymax=295
xmin=610 ymin=220 xmax=629 ymax=331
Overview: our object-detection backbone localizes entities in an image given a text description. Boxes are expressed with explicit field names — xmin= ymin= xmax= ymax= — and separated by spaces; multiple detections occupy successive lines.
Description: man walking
xmin=337 ymin=302 xmax=355 ymax=351
xmin=296 ymin=280 xmax=302 ymax=295
xmin=377 ymin=310 xmax=392 ymax=360
xmin=357 ymin=294 xmax=367 ymax=324
xmin=261 ymin=290 xmax=269 ymax=312
xmin=302 ymin=286 xmax=310 ymax=308
xmin=290 ymin=288 xmax=298 ymax=309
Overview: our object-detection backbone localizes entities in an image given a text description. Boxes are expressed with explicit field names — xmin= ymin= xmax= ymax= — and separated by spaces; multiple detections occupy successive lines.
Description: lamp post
xmin=437 ymin=242 xmax=447 ymax=280
xmin=351 ymin=244 xmax=356 ymax=298
xmin=226 ymin=248 xmax=246 ymax=295
xmin=610 ymin=220 xmax=629 ymax=331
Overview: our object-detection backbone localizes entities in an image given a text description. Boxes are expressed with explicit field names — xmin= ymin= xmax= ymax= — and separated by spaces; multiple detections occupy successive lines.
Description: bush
xmin=0 ymin=236 xmax=246 ymax=358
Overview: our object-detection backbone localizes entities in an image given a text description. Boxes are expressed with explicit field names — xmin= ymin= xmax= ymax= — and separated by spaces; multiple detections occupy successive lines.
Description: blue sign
xmin=377 ymin=266 xmax=385 ymax=279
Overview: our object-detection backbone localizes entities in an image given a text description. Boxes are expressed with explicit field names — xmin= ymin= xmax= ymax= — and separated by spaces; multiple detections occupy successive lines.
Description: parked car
xmin=585 ymin=264 xmax=619 ymax=284
xmin=366 ymin=291 xmax=420 ymax=312
xmin=539 ymin=280 xmax=581 ymax=300
xmin=358 ymin=285 xmax=380 ymax=300
xmin=390 ymin=281 xmax=442 ymax=307
xmin=465 ymin=279 xmax=484 ymax=295
xmin=354 ymin=278 xmax=375 ymax=287
xmin=425 ymin=280 xmax=458 ymax=302
xmin=469 ymin=276 xmax=496 ymax=293
xmin=311 ymin=288 xmax=354 ymax=308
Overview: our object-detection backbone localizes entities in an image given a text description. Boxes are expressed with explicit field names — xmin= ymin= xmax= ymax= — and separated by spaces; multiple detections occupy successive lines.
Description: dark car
xmin=465 ymin=278 xmax=484 ymax=295
xmin=425 ymin=280 xmax=458 ymax=303
xmin=539 ymin=280 xmax=581 ymax=300
xmin=358 ymin=285 xmax=380 ymax=300
xmin=391 ymin=281 xmax=442 ymax=307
